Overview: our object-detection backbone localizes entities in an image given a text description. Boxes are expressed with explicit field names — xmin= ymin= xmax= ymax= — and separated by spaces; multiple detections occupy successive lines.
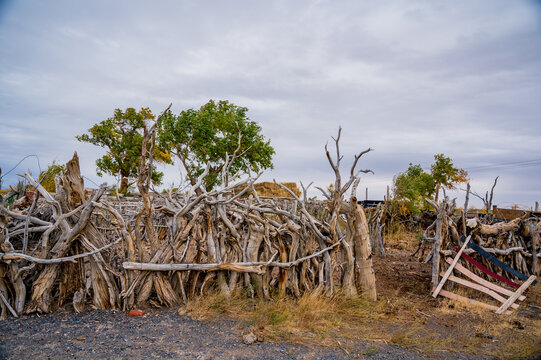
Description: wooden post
xmin=432 ymin=236 xmax=470 ymax=297
xmin=437 ymin=289 xmax=512 ymax=314
xmin=353 ymin=204 xmax=377 ymax=301
xmin=431 ymin=202 xmax=445 ymax=287
xmin=536 ymin=201 xmax=539 ymax=212
xmin=531 ymin=223 xmax=540 ymax=276
xmin=496 ymin=275 xmax=537 ymax=315
xmin=365 ymin=187 xmax=368 ymax=201
xmin=462 ymin=183 xmax=470 ymax=235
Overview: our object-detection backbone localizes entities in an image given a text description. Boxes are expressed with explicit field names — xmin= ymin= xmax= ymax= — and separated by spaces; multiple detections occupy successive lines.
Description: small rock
xmin=128 ymin=309 xmax=145 ymax=317
xmin=242 ymin=332 xmax=257 ymax=345
xmin=75 ymin=336 xmax=86 ymax=341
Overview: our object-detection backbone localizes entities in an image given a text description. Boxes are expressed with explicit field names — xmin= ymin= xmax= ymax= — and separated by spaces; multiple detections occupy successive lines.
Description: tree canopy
xmin=38 ymin=161 xmax=65 ymax=193
xmin=158 ymin=100 xmax=275 ymax=190
xmin=393 ymin=164 xmax=435 ymax=215
xmin=392 ymin=154 xmax=468 ymax=215
xmin=430 ymin=153 xmax=469 ymax=201
xmin=76 ymin=107 xmax=171 ymax=194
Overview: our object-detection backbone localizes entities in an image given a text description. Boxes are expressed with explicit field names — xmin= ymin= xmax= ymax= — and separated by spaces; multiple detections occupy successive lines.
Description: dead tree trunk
xmin=316 ymin=127 xmax=377 ymax=299
xmin=352 ymin=203 xmax=377 ymax=300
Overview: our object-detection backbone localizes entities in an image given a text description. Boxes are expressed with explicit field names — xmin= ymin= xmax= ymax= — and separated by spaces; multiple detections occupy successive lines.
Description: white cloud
xmin=0 ymin=0 xmax=540 ymax=208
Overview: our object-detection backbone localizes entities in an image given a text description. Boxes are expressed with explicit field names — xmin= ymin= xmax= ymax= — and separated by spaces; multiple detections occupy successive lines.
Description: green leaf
xmin=158 ymin=100 xmax=275 ymax=191
xmin=76 ymin=107 xmax=170 ymax=193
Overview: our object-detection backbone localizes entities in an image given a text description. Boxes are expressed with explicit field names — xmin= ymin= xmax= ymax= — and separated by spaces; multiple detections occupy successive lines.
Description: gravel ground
xmin=0 ymin=309 xmax=490 ymax=360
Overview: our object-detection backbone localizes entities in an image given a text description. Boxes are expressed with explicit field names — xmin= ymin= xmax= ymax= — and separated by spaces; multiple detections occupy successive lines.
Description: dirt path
xmin=2 ymin=249 xmax=536 ymax=359
xmin=0 ymin=308 xmax=487 ymax=360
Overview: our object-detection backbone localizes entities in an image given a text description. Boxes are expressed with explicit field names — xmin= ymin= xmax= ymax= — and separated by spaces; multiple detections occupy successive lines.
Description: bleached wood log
xmin=0 ymin=288 xmax=17 ymax=317
xmin=432 ymin=236 xmax=470 ymax=297
xmin=437 ymin=289 xmax=511 ymax=315
xmin=446 ymin=257 xmax=526 ymax=301
xmin=124 ymin=262 xmax=265 ymax=274
xmin=123 ymin=241 xmax=341 ymax=271
xmin=440 ymin=272 xmax=519 ymax=309
xmin=467 ymin=217 xmax=522 ymax=235
xmin=0 ymin=207 xmax=51 ymax=227
xmin=0 ymin=238 xmax=121 ymax=264
xmin=496 ymin=275 xmax=537 ymax=315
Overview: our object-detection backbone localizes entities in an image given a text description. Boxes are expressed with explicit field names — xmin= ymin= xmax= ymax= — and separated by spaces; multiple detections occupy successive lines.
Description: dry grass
xmin=384 ymin=223 xmax=421 ymax=252
xmin=178 ymin=238 xmax=541 ymax=360
xmin=181 ymin=290 xmax=388 ymax=344
xmin=431 ymin=286 xmax=541 ymax=359
xmin=179 ymin=286 xmax=540 ymax=359
xmin=233 ymin=181 xmax=301 ymax=198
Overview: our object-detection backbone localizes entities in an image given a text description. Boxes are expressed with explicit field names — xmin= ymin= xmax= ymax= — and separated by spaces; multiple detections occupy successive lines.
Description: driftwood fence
xmin=413 ymin=197 xmax=541 ymax=289
xmin=0 ymin=125 xmax=378 ymax=319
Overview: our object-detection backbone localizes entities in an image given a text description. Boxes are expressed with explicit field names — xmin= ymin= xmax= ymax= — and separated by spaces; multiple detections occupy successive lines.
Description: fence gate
xmin=432 ymin=236 xmax=537 ymax=315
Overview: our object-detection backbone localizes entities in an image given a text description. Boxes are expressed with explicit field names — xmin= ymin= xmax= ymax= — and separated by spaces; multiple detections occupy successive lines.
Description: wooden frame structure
xmin=432 ymin=235 xmax=537 ymax=315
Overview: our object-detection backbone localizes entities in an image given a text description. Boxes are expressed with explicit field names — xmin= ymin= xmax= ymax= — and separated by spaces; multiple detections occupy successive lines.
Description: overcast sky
xmin=1 ymin=0 xmax=540 ymax=209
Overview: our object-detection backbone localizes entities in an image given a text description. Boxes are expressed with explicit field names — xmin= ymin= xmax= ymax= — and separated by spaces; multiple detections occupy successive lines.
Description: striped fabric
xmin=453 ymin=246 xmax=524 ymax=290
xmin=459 ymin=235 xmax=538 ymax=286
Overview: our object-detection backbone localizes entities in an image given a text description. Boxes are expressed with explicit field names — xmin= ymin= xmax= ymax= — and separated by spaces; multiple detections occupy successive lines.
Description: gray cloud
xmin=1 ymin=0 xmax=540 ymax=208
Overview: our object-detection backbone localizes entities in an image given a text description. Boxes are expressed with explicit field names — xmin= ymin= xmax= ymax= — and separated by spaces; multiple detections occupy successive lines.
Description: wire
xmin=421 ymin=158 xmax=541 ymax=173
xmin=0 ymin=154 xmax=42 ymax=180
xmin=466 ymin=158 xmax=541 ymax=170
xmin=467 ymin=163 xmax=541 ymax=174
xmin=465 ymin=158 xmax=541 ymax=172
xmin=82 ymin=176 xmax=101 ymax=188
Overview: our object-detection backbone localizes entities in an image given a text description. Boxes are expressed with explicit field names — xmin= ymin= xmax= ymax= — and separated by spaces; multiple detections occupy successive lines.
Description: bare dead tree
xmin=470 ymin=176 xmax=499 ymax=223
xmin=315 ymin=127 xmax=376 ymax=299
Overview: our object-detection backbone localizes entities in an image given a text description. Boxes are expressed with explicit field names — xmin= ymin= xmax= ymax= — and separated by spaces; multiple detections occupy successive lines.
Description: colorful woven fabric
xmin=453 ymin=246 xmax=523 ymax=290
xmin=460 ymin=236 xmax=538 ymax=285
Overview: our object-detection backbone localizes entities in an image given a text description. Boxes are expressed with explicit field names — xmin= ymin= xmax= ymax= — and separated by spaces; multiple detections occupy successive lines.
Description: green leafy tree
xmin=392 ymin=164 xmax=435 ymax=215
xmin=393 ymin=155 xmax=468 ymax=215
xmin=430 ymin=154 xmax=468 ymax=202
xmin=76 ymin=107 xmax=171 ymax=194
xmin=158 ymin=100 xmax=275 ymax=190
xmin=38 ymin=161 xmax=65 ymax=193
